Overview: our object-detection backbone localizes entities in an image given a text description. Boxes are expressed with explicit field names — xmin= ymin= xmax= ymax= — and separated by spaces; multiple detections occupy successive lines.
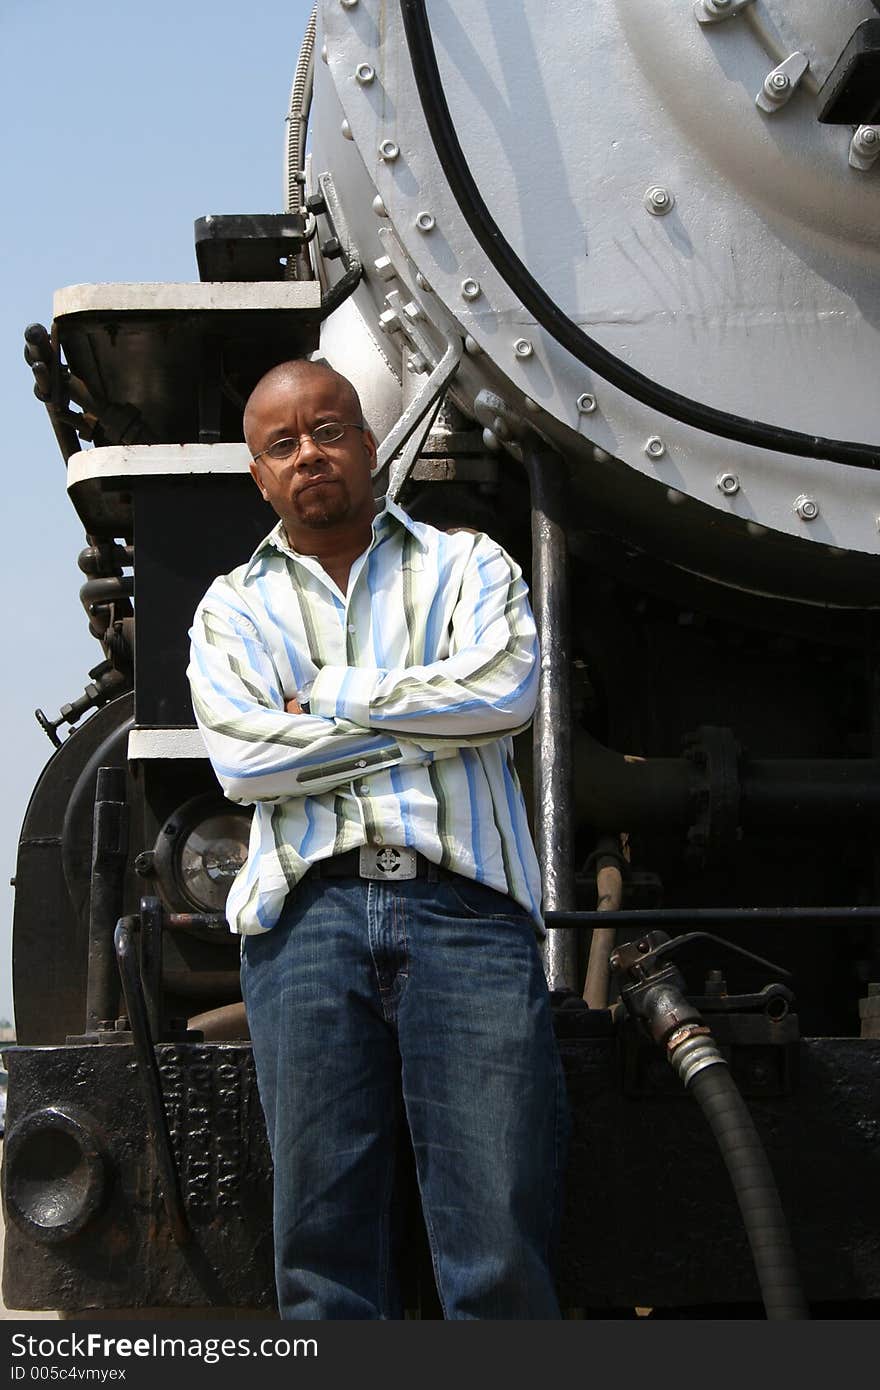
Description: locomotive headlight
xmin=154 ymin=796 xmax=251 ymax=913
xmin=178 ymin=812 xmax=250 ymax=911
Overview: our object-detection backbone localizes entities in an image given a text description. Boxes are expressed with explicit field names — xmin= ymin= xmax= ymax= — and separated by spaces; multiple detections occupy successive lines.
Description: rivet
xmin=355 ymin=63 xmax=376 ymax=85
xmin=464 ymin=335 xmax=482 ymax=355
xmin=341 ymin=119 xmax=354 ymax=141
xmin=524 ymin=397 xmax=540 ymax=413
xmin=716 ymin=472 xmax=739 ymax=495
xmin=415 ymin=211 xmax=436 ymax=232
xmin=593 ymin=446 xmax=611 ymax=464
xmin=645 ymin=435 xmax=666 ymax=458
xmin=513 ymin=338 xmax=533 ymax=358
xmin=340 ymin=0 xmax=358 ymax=8
xmin=794 ymin=494 xmax=819 ymax=521
xmin=666 ymin=487 xmax=686 ymax=505
xmin=415 ymin=272 xmax=432 ymax=292
xmin=378 ymin=139 xmax=399 ymax=161
xmin=461 ymin=277 xmax=481 ymax=301
xmin=372 ymin=194 xmax=388 ymax=216
xmin=645 ymin=185 xmax=674 ymax=216
xmin=576 ymin=392 xmax=597 ymax=414
xmin=482 ymin=427 xmax=500 ymax=451
xmin=321 ymin=43 xmax=329 ymax=63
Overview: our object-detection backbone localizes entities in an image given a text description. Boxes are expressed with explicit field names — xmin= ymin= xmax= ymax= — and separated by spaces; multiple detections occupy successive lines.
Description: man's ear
xmin=249 ymin=460 xmax=270 ymax=501
xmin=364 ymin=428 xmax=380 ymax=475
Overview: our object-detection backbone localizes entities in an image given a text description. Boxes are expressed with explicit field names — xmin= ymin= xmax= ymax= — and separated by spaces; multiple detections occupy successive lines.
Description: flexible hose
xmin=285 ymin=6 xmax=317 ymax=213
xmin=687 ymin=1062 xmax=809 ymax=1318
xmin=399 ymin=0 xmax=880 ymax=471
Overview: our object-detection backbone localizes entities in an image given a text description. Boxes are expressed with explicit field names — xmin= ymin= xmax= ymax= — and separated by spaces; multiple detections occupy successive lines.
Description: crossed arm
xmin=187 ymin=535 xmax=539 ymax=804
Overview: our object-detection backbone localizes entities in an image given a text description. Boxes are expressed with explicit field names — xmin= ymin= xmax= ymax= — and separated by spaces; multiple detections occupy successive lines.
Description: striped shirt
xmin=187 ymin=497 xmax=543 ymax=935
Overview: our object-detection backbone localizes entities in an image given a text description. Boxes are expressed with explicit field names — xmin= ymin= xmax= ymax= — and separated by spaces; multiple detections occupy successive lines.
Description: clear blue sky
xmin=1 ymin=0 xmax=316 ymax=1023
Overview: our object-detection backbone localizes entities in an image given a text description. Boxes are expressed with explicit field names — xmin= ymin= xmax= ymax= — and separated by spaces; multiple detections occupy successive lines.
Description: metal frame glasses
xmin=252 ymin=422 xmax=365 ymax=464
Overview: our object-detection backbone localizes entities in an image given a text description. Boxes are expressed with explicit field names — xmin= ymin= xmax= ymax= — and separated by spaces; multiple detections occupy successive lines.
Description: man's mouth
xmin=296 ymin=477 xmax=338 ymax=496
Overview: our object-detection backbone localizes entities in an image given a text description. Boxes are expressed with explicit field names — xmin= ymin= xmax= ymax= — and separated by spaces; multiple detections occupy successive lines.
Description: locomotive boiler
xmin=4 ymin=0 xmax=880 ymax=1317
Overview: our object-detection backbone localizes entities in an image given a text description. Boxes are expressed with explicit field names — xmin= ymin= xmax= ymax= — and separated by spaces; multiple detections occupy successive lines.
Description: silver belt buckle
xmin=358 ymin=845 xmax=418 ymax=880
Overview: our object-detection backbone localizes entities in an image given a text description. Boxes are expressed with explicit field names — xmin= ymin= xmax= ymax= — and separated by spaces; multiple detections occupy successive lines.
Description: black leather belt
xmin=310 ymin=846 xmax=452 ymax=882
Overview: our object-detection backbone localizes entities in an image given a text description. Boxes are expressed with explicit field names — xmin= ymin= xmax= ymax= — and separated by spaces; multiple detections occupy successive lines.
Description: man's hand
xmin=286 ymin=697 xmax=305 ymax=716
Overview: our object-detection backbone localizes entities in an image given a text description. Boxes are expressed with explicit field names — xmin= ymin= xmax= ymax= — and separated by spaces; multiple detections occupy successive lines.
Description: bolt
xmin=794 ymin=494 xmax=819 ymax=521
xmin=415 ymin=211 xmax=435 ymax=232
xmin=416 ymin=272 xmax=432 ymax=292
xmin=513 ymin=338 xmax=534 ymax=358
xmin=340 ymin=0 xmax=358 ymax=8
xmin=716 ymin=472 xmax=739 ymax=495
xmin=645 ymin=435 xmax=666 ymax=458
xmin=464 ymin=335 xmax=482 ymax=355
xmin=860 ymin=127 xmax=879 ymax=146
xmin=524 ymin=397 xmax=540 ymax=413
xmin=372 ymin=194 xmax=388 ymax=216
xmin=666 ymin=488 xmax=686 ymax=505
xmin=764 ymin=69 xmax=791 ymax=100
xmin=355 ymin=63 xmax=375 ymax=85
xmin=645 ymin=185 xmax=674 ymax=216
xmin=373 ymin=254 xmax=395 ymax=280
xmin=403 ymin=299 xmax=423 ymax=322
xmin=712 ymin=0 xmax=732 ymax=8
xmin=341 ymin=119 xmax=354 ymax=141
xmin=576 ymin=392 xmax=597 ymax=414
xmin=378 ymin=139 xmax=399 ymax=161
xmin=321 ymin=43 xmax=329 ymax=63
xmin=461 ymin=277 xmax=481 ymax=301
xmin=482 ymin=427 xmax=500 ymax=451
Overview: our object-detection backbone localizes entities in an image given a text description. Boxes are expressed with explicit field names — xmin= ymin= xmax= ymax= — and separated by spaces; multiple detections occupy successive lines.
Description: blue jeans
xmin=241 ymin=873 xmax=569 ymax=1319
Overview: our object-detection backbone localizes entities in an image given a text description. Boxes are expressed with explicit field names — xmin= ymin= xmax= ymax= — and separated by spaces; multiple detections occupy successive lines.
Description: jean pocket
xmin=442 ymin=876 xmax=533 ymax=922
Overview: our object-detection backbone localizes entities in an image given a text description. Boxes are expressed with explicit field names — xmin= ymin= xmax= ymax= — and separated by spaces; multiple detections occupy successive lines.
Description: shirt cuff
xmin=309 ymin=665 xmax=378 ymax=727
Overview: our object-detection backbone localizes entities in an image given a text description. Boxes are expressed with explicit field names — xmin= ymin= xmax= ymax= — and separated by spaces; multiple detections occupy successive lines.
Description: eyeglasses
xmin=252 ymin=422 xmax=365 ymax=464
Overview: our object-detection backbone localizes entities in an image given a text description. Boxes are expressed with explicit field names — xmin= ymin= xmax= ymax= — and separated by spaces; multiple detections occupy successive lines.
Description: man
xmin=188 ymin=359 xmax=568 ymax=1319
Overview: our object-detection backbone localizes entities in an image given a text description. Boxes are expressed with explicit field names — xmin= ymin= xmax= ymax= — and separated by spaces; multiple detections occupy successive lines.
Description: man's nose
xmin=294 ymin=433 xmax=325 ymax=466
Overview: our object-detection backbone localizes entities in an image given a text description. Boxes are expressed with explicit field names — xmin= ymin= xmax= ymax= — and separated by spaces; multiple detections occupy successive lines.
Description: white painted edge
xmin=54 ymin=281 xmax=323 ymax=316
xmin=128 ymin=728 xmax=209 ymax=760
xmin=68 ymin=443 xmax=252 ymax=489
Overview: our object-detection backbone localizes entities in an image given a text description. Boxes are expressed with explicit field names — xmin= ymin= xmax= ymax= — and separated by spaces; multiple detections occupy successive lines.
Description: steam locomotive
xmin=4 ymin=0 xmax=880 ymax=1316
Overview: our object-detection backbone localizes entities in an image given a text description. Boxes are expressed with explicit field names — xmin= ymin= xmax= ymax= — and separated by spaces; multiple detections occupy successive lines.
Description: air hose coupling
xmin=665 ymin=1023 xmax=727 ymax=1088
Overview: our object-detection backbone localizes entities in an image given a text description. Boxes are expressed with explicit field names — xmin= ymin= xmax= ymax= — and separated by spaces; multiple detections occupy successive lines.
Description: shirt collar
xmin=242 ymin=496 xmax=425 ymax=579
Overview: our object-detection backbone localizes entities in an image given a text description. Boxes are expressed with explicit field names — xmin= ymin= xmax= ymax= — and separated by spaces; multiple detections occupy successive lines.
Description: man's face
xmin=246 ymin=368 xmax=378 ymax=538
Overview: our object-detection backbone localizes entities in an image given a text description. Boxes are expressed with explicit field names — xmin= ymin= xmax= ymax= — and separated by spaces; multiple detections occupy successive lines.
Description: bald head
xmin=243 ymin=359 xmax=364 ymax=451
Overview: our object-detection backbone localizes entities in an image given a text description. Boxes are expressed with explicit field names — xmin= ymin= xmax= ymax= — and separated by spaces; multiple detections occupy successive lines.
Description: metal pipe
xmin=83 ymin=767 xmax=129 ymax=1033
xmin=547 ymin=905 xmax=880 ymax=929
xmin=525 ymin=448 xmax=577 ymax=991
xmin=583 ymin=836 xmax=623 ymax=1008
xmin=114 ymin=917 xmax=190 ymax=1246
xmin=187 ymin=1002 xmax=250 ymax=1041
xmin=284 ymin=5 xmax=317 ymax=280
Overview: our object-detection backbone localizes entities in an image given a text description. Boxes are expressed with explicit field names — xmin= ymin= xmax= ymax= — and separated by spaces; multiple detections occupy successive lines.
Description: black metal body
xmin=4 ymin=1027 xmax=879 ymax=1313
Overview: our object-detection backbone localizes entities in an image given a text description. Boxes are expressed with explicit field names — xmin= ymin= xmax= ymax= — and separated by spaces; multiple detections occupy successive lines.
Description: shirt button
xmin=348 ymin=624 xmax=357 ymax=634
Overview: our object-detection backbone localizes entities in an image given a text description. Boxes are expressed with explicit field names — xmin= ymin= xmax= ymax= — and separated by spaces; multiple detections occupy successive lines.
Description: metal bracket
xmin=382 ymin=337 xmax=463 ymax=498
xmin=755 ymin=52 xmax=809 ymax=113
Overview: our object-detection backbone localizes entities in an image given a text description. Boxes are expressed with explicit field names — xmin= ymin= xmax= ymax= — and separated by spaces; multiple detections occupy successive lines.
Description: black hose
xmin=688 ymin=1065 xmax=808 ymax=1318
xmin=399 ymin=0 xmax=880 ymax=471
